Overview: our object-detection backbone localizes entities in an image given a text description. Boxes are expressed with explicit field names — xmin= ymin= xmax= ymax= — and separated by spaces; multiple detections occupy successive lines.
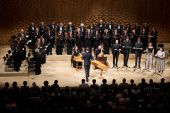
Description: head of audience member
xmin=12 ymin=81 xmax=18 ymax=88
xmin=149 ymin=79 xmax=154 ymax=85
xmin=44 ymin=80 xmax=49 ymax=87
xmin=130 ymin=79 xmax=134 ymax=85
xmin=92 ymin=79 xmax=96 ymax=85
xmin=102 ymin=79 xmax=107 ymax=84
xmin=23 ymin=81 xmax=27 ymax=87
xmin=141 ymin=78 xmax=146 ymax=84
xmin=5 ymin=82 xmax=9 ymax=88
xmin=112 ymin=79 xmax=116 ymax=84
xmin=54 ymin=80 xmax=58 ymax=85
xmin=122 ymin=78 xmax=126 ymax=84
xmin=81 ymin=79 xmax=86 ymax=84
xmin=161 ymin=78 xmax=165 ymax=84
xmin=32 ymin=82 xmax=37 ymax=88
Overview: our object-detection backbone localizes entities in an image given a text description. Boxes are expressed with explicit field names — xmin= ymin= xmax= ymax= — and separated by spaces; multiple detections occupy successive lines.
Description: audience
xmin=0 ymin=78 xmax=169 ymax=113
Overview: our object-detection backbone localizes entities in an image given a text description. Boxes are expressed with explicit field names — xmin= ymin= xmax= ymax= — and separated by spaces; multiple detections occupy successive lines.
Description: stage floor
xmin=0 ymin=45 xmax=170 ymax=87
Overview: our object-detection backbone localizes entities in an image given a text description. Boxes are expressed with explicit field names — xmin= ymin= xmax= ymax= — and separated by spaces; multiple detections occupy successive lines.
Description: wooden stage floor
xmin=0 ymin=45 xmax=170 ymax=87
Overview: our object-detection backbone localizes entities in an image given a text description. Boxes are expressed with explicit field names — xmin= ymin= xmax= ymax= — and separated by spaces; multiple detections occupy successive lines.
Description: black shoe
xmin=133 ymin=66 xmax=137 ymax=68
xmin=138 ymin=66 xmax=141 ymax=69
xmin=86 ymin=79 xmax=89 ymax=82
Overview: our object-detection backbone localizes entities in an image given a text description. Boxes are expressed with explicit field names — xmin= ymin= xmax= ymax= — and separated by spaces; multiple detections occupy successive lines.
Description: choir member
xmin=112 ymin=40 xmax=121 ymax=67
xmin=80 ymin=23 xmax=86 ymax=47
xmin=98 ymin=20 xmax=105 ymax=43
xmin=84 ymin=29 xmax=92 ymax=52
xmin=56 ymin=33 xmax=64 ymax=55
xmin=145 ymin=42 xmax=154 ymax=71
xmin=103 ymin=29 xmax=110 ymax=54
xmin=155 ymin=47 xmax=165 ymax=73
xmin=75 ymin=28 xmax=83 ymax=52
xmin=122 ymin=37 xmax=132 ymax=67
xmin=46 ymin=30 xmax=53 ymax=55
xmin=89 ymin=23 xmax=96 ymax=49
xmin=133 ymin=38 xmax=143 ymax=68
xmin=150 ymin=28 xmax=158 ymax=54
xmin=141 ymin=28 xmax=148 ymax=50
xmin=106 ymin=21 xmax=113 ymax=47
xmin=28 ymin=22 xmax=36 ymax=48
xmin=135 ymin=23 xmax=141 ymax=37
xmin=49 ymin=21 xmax=57 ymax=48
xmin=39 ymin=21 xmax=46 ymax=37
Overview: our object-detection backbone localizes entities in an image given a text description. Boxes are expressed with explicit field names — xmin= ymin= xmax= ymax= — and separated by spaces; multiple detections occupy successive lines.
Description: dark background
xmin=0 ymin=0 xmax=170 ymax=44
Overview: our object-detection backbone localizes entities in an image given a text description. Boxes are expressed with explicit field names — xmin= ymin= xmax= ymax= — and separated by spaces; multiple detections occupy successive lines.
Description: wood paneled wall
xmin=0 ymin=0 xmax=170 ymax=44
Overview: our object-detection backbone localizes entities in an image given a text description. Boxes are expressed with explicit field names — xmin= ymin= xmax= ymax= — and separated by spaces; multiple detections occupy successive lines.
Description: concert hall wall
xmin=0 ymin=0 xmax=170 ymax=44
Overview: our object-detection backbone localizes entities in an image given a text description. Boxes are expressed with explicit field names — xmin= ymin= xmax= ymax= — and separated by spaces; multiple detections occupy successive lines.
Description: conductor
xmin=82 ymin=48 xmax=93 ymax=82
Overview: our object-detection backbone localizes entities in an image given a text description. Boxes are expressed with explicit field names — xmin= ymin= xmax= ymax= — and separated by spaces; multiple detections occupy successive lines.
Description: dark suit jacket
xmin=112 ymin=44 xmax=121 ymax=55
xmin=82 ymin=52 xmax=93 ymax=65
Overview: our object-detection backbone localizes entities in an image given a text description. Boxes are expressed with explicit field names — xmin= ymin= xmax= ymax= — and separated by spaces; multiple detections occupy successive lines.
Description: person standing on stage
xmin=155 ymin=47 xmax=165 ymax=73
xmin=98 ymin=20 xmax=105 ymax=43
xmin=112 ymin=40 xmax=121 ymax=68
xmin=82 ymin=48 xmax=93 ymax=82
xmin=145 ymin=42 xmax=154 ymax=71
xmin=103 ymin=29 xmax=110 ymax=54
xmin=133 ymin=38 xmax=143 ymax=68
xmin=84 ymin=29 xmax=92 ymax=52
xmin=75 ymin=28 xmax=83 ymax=52
xmin=66 ymin=22 xmax=75 ymax=55
xmin=122 ymin=37 xmax=132 ymax=67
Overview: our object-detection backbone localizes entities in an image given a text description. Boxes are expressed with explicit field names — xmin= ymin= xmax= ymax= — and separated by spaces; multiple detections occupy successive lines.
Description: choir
xmin=7 ymin=20 xmax=165 ymax=75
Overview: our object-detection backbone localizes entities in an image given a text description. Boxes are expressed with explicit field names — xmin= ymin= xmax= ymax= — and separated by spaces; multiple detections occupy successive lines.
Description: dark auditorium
xmin=0 ymin=0 xmax=170 ymax=113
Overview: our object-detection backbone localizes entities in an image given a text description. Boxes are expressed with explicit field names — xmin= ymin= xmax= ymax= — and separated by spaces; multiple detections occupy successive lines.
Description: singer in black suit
xmin=134 ymin=38 xmax=143 ymax=68
xmin=82 ymin=48 xmax=93 ymax=82
xmin=112 ymin=40 xmax=121 ymax=67
xmin=122 ymin=38 xmax=132 ymax=67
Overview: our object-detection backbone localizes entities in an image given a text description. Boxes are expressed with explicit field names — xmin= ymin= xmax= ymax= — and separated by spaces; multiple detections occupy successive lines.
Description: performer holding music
xmin=122 ymin=37 xmax=132 ymax=67
xmin=155 ymin=47 xmax=165 ymax=73
xmin=133 ymin=38 xmax=143 ymax=68
xmin=145 ymin=42 xmax=154 ymax=71
xmin=112 ymin=40 xmax=121 ymax=67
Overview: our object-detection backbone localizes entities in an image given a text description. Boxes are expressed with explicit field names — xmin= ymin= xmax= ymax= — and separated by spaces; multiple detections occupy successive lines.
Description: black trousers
xmin=113 ymin=52 xmax=119 ymax=66
xmin=135 ymin=53 xmax=142 ymax=67
xmin=104 ymin=45 xmax=109 ymax=54
xmin=84 ymin=65 xmax=90 ymax=81
xmin=123 ymin=52 xmax=129 ymax=67
xmin=56 ymin=46 xmax=63 ymax=55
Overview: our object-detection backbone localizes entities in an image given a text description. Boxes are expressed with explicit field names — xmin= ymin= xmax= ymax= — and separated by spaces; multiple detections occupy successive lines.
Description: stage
xmin=0 ymin=45 xmax=170 ymax=87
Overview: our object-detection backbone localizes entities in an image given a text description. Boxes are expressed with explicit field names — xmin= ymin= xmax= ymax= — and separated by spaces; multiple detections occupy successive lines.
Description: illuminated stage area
xmin=0 ymin=45 xmax=170 ymax=87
